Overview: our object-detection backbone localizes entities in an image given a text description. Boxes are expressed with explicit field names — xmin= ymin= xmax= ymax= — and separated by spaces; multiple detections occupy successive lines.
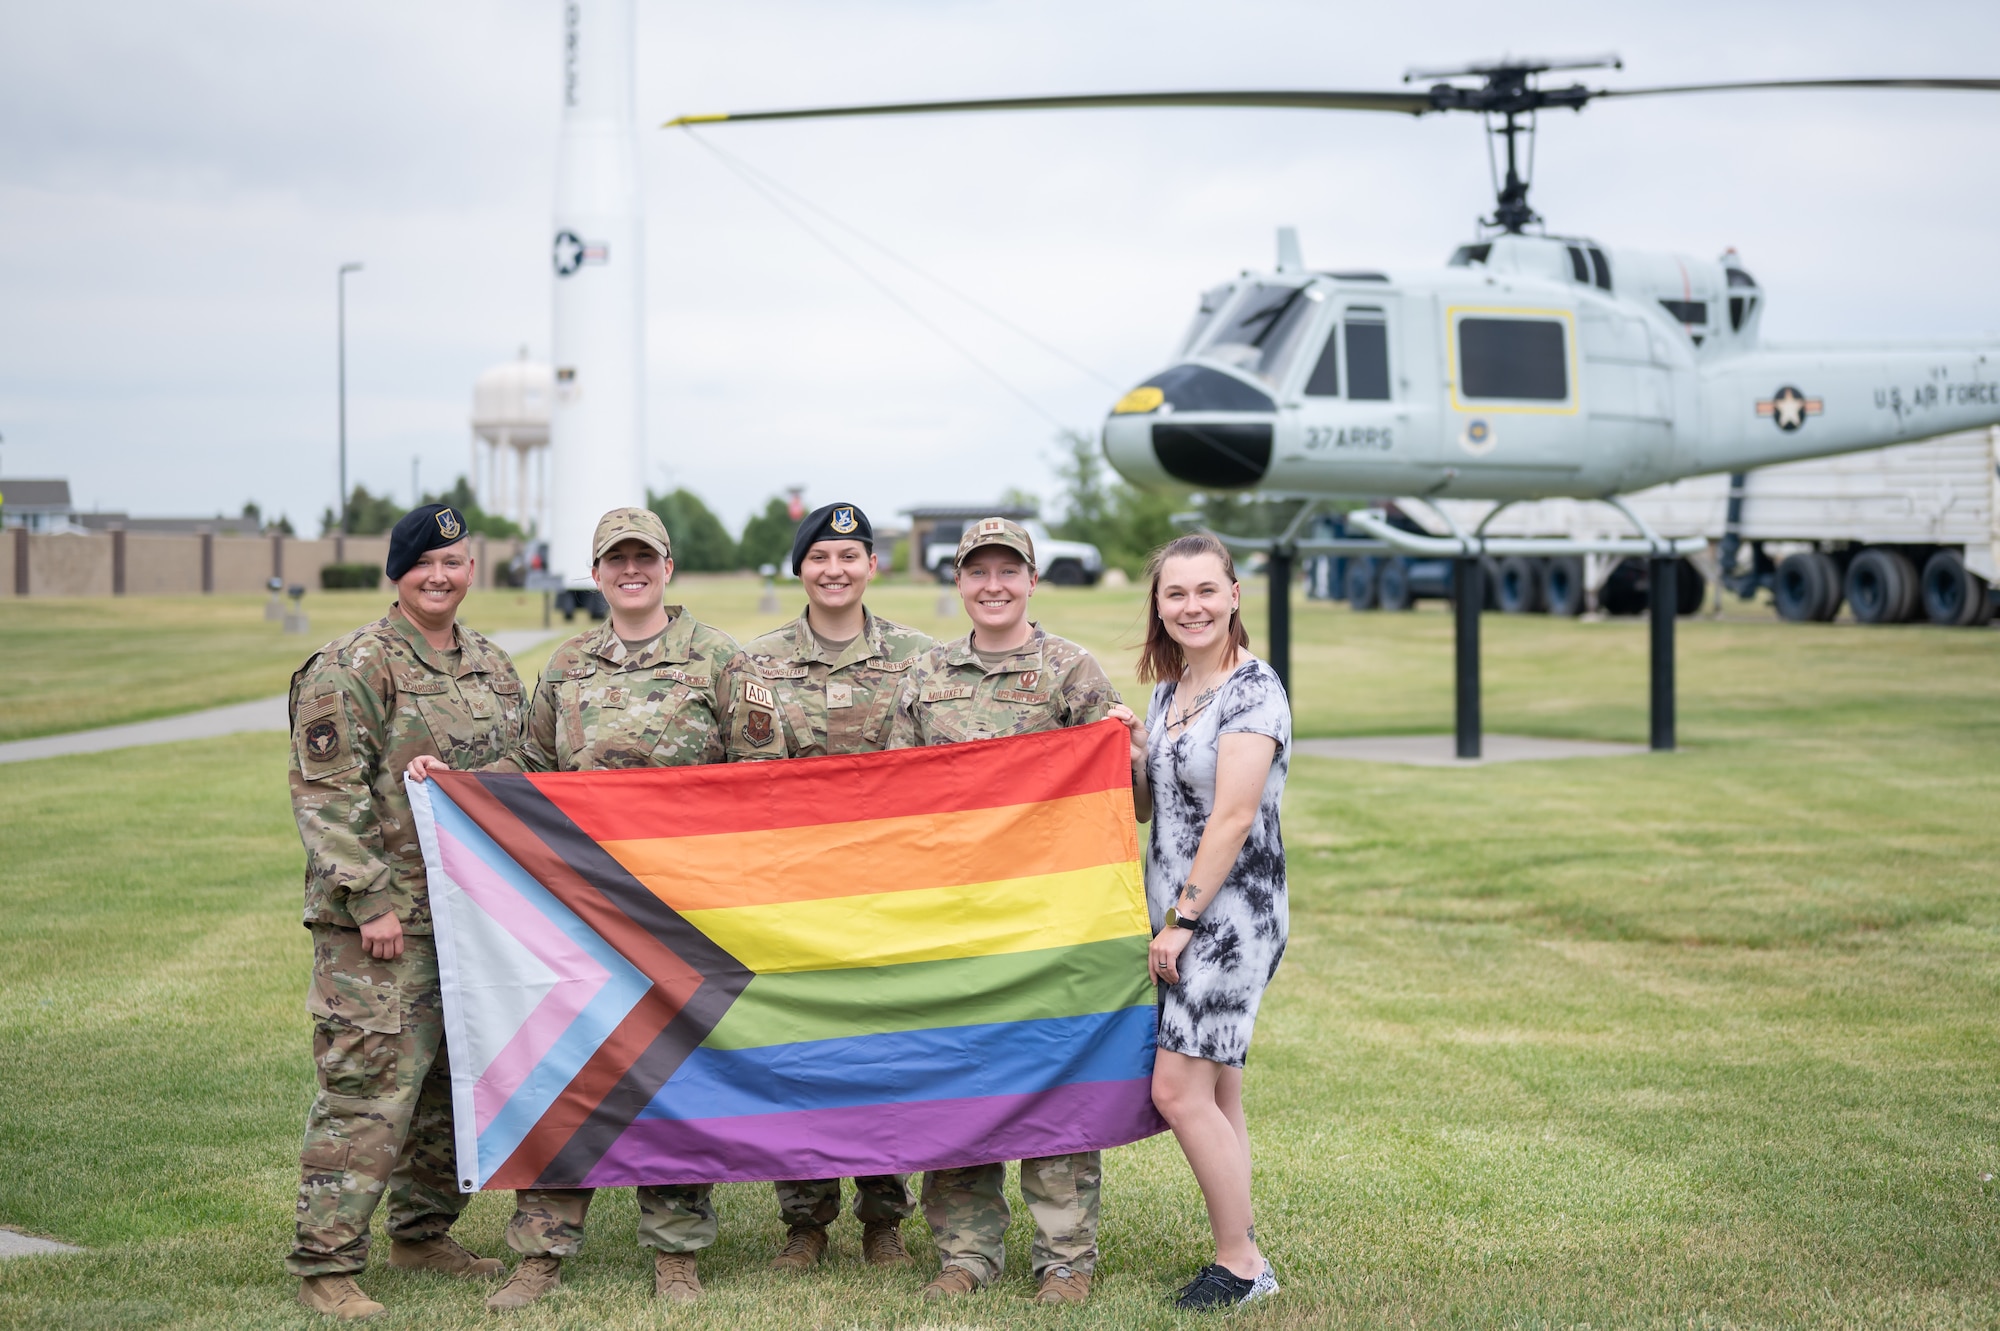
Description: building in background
xmin=0 ymin=480 xmax=79 ymax=533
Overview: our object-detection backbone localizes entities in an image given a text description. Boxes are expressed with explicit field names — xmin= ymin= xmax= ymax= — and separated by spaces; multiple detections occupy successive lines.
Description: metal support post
xmin=1267 ymin=547 xmax=1292 ymax=698
xmin=1649 ymin=556 xmax=1677 ymax=751
xmin=1454 ymin=557 xmax=1482 ymax=759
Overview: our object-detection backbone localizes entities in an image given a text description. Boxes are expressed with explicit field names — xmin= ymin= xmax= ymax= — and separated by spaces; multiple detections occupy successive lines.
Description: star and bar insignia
xmin=1756 ymin=385 xmax=1823 ymax=432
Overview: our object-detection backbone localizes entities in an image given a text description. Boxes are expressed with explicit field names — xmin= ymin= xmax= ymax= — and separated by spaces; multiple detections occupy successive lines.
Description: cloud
xmin=1 ymin=0 xmax=1997 ymax=531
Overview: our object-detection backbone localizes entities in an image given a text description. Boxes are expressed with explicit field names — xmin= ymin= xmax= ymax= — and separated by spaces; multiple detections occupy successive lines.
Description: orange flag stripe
xmin=597 ymin=787 xmax=1139 ymax=914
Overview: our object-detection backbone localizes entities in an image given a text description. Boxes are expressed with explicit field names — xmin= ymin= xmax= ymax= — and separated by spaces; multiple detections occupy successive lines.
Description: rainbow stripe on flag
xmin=407 ymin=719 xmax=1165 ymax=1191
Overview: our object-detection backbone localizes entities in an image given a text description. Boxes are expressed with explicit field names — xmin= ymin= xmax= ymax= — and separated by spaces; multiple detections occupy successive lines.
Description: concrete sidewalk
xmin=1295 ymin=734 xmax=1649 ymax=767
xmin=0 ymin=629 xmax=555 ymax=765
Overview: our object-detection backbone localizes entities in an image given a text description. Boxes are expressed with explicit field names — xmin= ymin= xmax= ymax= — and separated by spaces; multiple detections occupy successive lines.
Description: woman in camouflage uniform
xmin=726 ymin=502 xmax=933 ymax=1275
xmin=287 ymin=505 xmax=522 ymax=1320
xmin=885 ymin=516 xmax=1123 ymax=1306
xmin=411 ymin=506 xmax=742 ymax=1310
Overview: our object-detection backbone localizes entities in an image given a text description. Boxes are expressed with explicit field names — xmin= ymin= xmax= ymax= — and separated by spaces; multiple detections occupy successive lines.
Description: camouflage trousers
xmin=774 ymin=1175 xmax=914 ymax=1228
xmin=921 ymin=1151 xmax=1101 ymax=1286
xmin=507 ymin=1185 xmax=717 ymax=1256
xmin=288 ymin=926 xmax=464 ymax=1278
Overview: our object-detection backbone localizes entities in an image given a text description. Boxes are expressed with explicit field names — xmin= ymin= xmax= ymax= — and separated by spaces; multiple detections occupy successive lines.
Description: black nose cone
xmin=1151 ymin=422 xmax=1273 ymax=489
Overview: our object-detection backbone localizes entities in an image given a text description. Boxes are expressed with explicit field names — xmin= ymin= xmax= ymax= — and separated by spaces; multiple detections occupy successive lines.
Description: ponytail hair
xmin=1137 ymin=532 xmax=1250 ymax=684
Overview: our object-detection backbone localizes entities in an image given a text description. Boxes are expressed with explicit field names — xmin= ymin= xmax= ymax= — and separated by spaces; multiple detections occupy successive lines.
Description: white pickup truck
xmin=922 ymin=519 xmax=1105 ymax=586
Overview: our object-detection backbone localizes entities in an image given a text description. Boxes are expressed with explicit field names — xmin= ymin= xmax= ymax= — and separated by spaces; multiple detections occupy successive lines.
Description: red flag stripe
xmin=527 ymin=718 xmax=1131 ymax=843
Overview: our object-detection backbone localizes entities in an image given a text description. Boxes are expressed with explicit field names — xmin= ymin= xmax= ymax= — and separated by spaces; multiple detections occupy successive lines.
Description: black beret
xmin=790 ymin=502 xmax=873 ymax=575
xmin=386 ymin=505 xmax=471 ymax=580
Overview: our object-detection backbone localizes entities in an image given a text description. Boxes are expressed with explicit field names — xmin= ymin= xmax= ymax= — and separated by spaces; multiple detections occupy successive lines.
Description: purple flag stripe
xmin=577 ymin=1078 xmax=1168 ymax=1187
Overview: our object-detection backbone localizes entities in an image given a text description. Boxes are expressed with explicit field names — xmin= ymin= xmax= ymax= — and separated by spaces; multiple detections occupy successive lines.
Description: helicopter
xmin=667 ymin=58 xmax=2000 ymax=755
xmin=668 ymin=59 xmax=2000 ymax=524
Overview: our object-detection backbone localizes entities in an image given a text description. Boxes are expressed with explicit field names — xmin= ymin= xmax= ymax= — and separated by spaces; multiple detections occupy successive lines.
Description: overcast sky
xmin=3 ymin=0 xmax=1997 ymax=533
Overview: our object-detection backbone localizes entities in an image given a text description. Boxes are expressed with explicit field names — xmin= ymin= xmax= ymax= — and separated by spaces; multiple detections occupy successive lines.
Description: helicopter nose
xmin=1103 ymin=364 xmax=1276 ymax=490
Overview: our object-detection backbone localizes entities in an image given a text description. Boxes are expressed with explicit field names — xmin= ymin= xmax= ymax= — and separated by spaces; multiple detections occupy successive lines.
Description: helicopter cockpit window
xmin=1344 ymin=308 xmax=1391 ymax=401
xmin=1457 ymin=317 xmax=1568 ymax=401
xmin=1195 ymin=283 xmax=1322 ymax=389
xmin=1178 ymin=284 xmax=1235 ymax=357
xmin=1566 ymin=246 xmax=1590 ymax=283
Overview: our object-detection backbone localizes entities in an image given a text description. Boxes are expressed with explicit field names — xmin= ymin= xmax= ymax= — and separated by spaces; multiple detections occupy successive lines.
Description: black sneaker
xmin=1173 ymin=1263 xmax=1257 ymax=1311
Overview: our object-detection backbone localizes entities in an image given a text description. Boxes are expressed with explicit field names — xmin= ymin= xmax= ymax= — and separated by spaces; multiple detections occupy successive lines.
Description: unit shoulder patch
xmin=295 ymin=692 xmax=358 ymax=781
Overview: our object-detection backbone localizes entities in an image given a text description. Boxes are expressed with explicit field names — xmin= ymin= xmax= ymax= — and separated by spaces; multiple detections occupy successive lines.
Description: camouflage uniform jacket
xmin=885 ymin=625 xmax=1121 ymax=748
xmin=506 ymin=609 xmax=742 ymax=772
xmin=726 ymin=608 xmax=933 ymax=760
xmin=290 ymin=607 xmax=526 ymax=932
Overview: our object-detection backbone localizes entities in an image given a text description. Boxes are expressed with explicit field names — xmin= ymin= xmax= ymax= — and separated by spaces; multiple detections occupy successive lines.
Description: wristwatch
xmin=1164 ymin=907 xmax=1203 ymax=933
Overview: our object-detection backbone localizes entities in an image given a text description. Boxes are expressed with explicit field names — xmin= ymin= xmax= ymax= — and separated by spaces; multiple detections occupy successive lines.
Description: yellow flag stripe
xmin=680 ymin=862 xmax=1148 ymax=975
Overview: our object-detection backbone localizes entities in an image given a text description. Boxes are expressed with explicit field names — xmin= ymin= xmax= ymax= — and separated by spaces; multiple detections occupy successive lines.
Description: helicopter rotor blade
xmin=1594 ymin=77 xmax=2000 ymax=101
xmin=665 ymin=88 xmax=1436 ymax=129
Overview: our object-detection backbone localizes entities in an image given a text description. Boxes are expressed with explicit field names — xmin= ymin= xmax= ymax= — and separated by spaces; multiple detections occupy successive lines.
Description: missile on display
xmin=546 ymin=0 xmax=646 ymax=587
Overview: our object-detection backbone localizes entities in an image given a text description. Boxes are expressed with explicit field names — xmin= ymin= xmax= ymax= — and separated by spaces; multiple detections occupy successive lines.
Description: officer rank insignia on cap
xmin=976 ymin=518 xmax=1007 ymax=536
xmin=830 ymin=506 xmax=858 ymax=535
xmin=435 ymin=509 xmax=465 ymax=540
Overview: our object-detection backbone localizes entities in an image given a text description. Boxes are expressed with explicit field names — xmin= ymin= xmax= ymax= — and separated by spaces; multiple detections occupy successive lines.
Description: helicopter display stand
xmin=1222 ymin=498 xmax=1698 ymax=761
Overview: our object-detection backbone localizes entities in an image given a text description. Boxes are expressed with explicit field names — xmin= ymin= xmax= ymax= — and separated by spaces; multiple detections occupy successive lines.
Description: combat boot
xmin=296 ymin=1274 xmax=385 ymax=1320
xmin=387 ymin=1235 xmax=505 ymax=1279
xmin=861 ymin=1220 xmax=913 ymax=1268
xmin=769 ymin=1223 xmax=829 ymax=1272
xmin=485 ymin=1256 xmax=561 ymax=1311
xmin=921 ymin=1265 xmax=979 ymax=1301
xmin=1034 ymin=1265 xmax=1091 ymax=1304
xmin=655 ymin=1252 xmax=702 ymax=1302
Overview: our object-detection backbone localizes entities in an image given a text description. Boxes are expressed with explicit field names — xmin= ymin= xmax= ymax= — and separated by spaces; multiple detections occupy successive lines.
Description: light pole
xmin=337 ymin=262 xmax=363 ymax=533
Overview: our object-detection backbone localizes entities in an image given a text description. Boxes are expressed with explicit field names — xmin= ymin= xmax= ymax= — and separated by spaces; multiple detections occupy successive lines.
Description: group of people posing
xmin=285 ymin=499 xmax=1290 ymax=1319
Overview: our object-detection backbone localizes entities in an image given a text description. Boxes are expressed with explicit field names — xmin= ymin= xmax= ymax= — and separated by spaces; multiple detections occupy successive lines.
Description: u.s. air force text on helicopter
xmin=667 ymin=56 xmax=2000 ymax=757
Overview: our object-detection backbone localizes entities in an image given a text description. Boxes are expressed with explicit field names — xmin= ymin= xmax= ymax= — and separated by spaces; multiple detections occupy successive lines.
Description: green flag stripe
xmin=701 ymin=935 xmax=1153 ymax=1051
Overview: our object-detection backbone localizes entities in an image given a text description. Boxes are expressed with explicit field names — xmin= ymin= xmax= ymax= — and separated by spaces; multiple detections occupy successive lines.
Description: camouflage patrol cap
xmin=592 ymin=507 xmax=672 ymax=563
xmin=954 ymin=516 xmax=1036 ymax=571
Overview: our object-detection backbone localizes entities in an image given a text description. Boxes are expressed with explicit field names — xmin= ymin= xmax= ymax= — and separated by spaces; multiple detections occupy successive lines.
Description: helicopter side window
xmin=1344 ymin=308 xmax=1391 ymax=401
xmin=1566 ymin=246 xmax=1590 ymax=283
xmin=1587 ymin=247 xmax=1612 ymax=292
xmin=1457 ymin=317 xmax=1568 ymax=401
xmin=1196 ymin=283 xmax=1322 ymax=388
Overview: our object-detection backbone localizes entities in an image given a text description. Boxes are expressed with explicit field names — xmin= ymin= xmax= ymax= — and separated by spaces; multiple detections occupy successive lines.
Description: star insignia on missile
xmin=1756 ymin=385 xmax=1823 ymax=432
xmin=552 ymin=230 xmax=585 ymax=277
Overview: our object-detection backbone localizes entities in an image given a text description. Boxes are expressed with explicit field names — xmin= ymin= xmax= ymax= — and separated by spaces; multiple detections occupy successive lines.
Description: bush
xmin=320 ymin=563 xmax=382 ymax=591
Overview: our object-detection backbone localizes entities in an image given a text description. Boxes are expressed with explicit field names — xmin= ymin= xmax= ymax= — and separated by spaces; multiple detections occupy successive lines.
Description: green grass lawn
xmin=2 ymin=586 xmax=1999 ymax=1327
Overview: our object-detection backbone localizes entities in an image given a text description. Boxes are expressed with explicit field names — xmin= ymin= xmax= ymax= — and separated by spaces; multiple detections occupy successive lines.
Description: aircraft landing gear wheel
xmin=1775 ymin=552 xmax=1837 ymax=622
xmin=1920 ymin=550 xmax=1992 ymax=626
xmin=1543 ymin=557 xmax=1585 ymax=617
xmin=1846 ymin=548 xmax=1917 ymax=624
xmin=1376 ymin=557 xmax=1415 ymax=611
xmin=1345 ymin=559 xmax=1379 ymax=611
xmin=1496 ymin=556 xmax=1544 ymax=614
xmin=1674 ymin=557 xmax=1708 ymax=616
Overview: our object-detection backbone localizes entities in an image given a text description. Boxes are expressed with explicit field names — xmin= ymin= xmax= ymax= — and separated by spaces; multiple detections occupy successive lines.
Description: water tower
xmin=470 ymin=351 xmax=553 ymax=534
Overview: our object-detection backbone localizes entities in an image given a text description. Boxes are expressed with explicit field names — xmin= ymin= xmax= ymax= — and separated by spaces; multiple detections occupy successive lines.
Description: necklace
xmin=1167 ymin=654 xmax=1236 ymax=733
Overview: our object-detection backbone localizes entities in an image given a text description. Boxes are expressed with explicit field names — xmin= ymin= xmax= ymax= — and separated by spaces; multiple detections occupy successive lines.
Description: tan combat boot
xmin=861 ymin=1221 xmax=913 ymax=1269
xmin=769 ymin=1224 xmax=829 ymax=1272
xmin=296 ymin=1273 xmax=385 ymax=1320
xmin=485 ymin=1256 xmax=562 ymax=1311
xmin=1034 ymin=1265 xmax=1091 ymax=1304
xmin=921 ymin=1265 xmax=979 ymax=1301
xmin=654 ymin=1252 xmax=702 ymax=1302
xmin=387 ymin=1235 xmax=505 ymax=1279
